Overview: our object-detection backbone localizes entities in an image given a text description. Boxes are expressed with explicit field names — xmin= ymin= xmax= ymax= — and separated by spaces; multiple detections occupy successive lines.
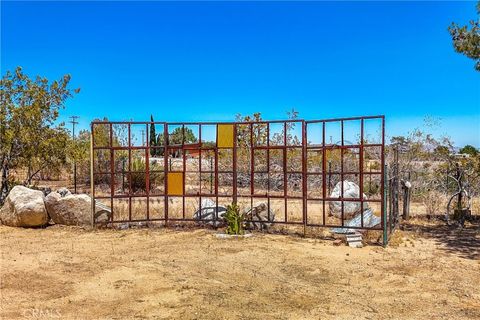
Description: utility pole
xmin=69 ymin=116 xmax=79 ymax=193
xmin=141 ymin=130 xmax=145 ymax=146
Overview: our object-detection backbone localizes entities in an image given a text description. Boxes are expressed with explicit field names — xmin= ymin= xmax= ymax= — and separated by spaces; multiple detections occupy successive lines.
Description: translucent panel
xmin=343 ymin=147 xmax=360 ymax=172
xmin=286 ymin=148 xmax=302 ymax=172
xmin=130 ymin=172 xmax=147 ymax=195
xmin=185 ymin=172 xmax=200 ymax=195
xmin=94 ymin=174 xmax=112 ymax=197
xmin=253 ymin=173 xmax=268 ymax=196
xmin=94 ymin=149 xmax=111 ymax=173
xmin=167 ymin=196 xmax=183 ymax=219
xmin=185 ymin=197 xmax=200 ymax=219
xmin=217 ymin=124 xmax=234 ymax=148
xmin=286 ymin=121 xmax=302 ymax=146
xmin=218 ymin=173 xmax=233 ymax=195
xmin=167 ymin=151 xmax=183 ymax=171
xmin=114 ymin=149 xmax=129 ymax=173
xmin=307 ymin=174 xmax=323 ymax=199
xmin=112 ymin=123 xmax=129 ymax=147
xmin=114 ymin=173 xmax=128 ymax=196
xmin=325 ymin=121 xmax=342 ymax=146
xmin=185 ymin=150 xmax=200 ymax=172
xmin=307 ymin=149 xmax=323 ymax=173
xmin=149 ymin=197 xmax=165 ymax=219
xmin=270 ymin=199 xmax=285 ymax=223
xmin=287 ymin=173 xmax=303 ymax=197
xmin=325 ymin=174 xmax=341 ymax=197
xmin=236 ymin=172 xmax=251 ymax=195
xmin=200 ymin=172 xmax=215 ymax=195
xmin=287 ymin=199 xmax=303 ymax=223
xmin=364 ymin=118 xmax=383 ymax=144
xmin=343 ymin=120 xmax=361 ymax=146
xmin=167 ymin=172 xmax=184 ymax=196
xmin=306 ymin=122 xmax=323 ymax=146
xmin=269 ymin=173 xmax=284 ymax=196
xmin=113 ymin=198 xmax=129 ymax=222
xmin=325 ymin=148 xmax=342 ymax=173
xmin=167 ymin=125 xmax=183 ymax=146
xmin=363 ymin=146 xmax=382 ymax=172
xmin=218 ymin=149 xmax=233 ymax=172
xmin=307 ymin=200 xmax=324 ymax=225
xmin=252 ymin=123 xmax=268 ymax=146
xmin=130 ymin=124 xmax=148 ymax=147
xmin=363 ymin=174 xmax=382 ymax=200
xmin=269 ymin=149 xmax=284 ymax=172
xmin=236 ymin=123 xmax=251 ymax=149
xmin=236 ymin=148 xmax=251 ymax=173
xmin=269 ymin=123 xmax=284 ymax=146
xmin=253 ymin=149 xmax=267 ymax=172
xmin=131 ymin=197 xmax=148 ymax=220
xmin=184 ymin=125 xmax=200 ymax=144
xmin=200 ymin=149 xmax=215 ymax=172
xmin=149 ymin=172 xmax=165 ymax=196
xmin=93 ymin=123 xmax=110 ymax=147
xmin=200 ymin=125 xmax=216 ymax=148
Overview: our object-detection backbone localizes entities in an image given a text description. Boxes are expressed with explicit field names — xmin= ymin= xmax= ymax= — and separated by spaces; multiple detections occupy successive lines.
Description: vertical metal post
xmin=322 ymin=121 xmax=326 ymax=225
xmin=283 ymin=122 xmax=287 ymax=222
xmin=302 ymin=121 xmax=307 ymax=236
xmin=383 ymin=164 xmax=388 ymax=247
xmin=90 ymin=125 xmax=95 ymax=227
xmin=359 ymin=119 xmax=364 ymax=227
xmin=381 ymin=115 xmax=387 ymax=246
xmin=109 ymin=123 xmax=114 ymax=223
xmin=233 ymin=124 xmax=237 ymax=204
xmin=164 ymin=124 xmax=169 ymax=226
xmin=146 ymin=123 xmax=150 ymax=221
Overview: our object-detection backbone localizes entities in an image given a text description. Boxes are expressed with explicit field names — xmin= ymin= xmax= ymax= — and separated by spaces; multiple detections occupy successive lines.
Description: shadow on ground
xmin=402 ymin=218 xmax=480 ymax=260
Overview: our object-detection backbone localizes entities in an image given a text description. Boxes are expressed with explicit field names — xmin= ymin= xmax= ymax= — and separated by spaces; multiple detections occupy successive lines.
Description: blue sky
xmin=2 ymin=1 xmax=479 ymax=147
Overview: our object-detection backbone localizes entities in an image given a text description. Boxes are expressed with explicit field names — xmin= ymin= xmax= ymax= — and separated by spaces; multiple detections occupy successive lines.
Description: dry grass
xmin=0 ymin=216 xmax=479 ymax=320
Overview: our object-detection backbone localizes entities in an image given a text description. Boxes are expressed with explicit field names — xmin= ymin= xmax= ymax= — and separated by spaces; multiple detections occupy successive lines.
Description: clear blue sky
xmin=2 ymin=1 xmax=479 ymax=147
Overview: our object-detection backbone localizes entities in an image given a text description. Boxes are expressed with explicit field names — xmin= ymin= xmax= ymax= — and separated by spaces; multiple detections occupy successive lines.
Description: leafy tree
xmin=157 ymin=127 xmax=197 ymax=146
xmin=149 ymin=115 xmax=157 ymax=156
xmin=448 ymin=2 xmax=480 ymax=71
xmin=0 ymin=67 xmax=79 ymax=203
xmin=459 ymin=144 xmax=479 ymax=157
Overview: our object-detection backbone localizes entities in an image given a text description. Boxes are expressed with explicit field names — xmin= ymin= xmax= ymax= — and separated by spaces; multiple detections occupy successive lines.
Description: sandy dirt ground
xmin=0 ymin=218 xmax=479 ymax=320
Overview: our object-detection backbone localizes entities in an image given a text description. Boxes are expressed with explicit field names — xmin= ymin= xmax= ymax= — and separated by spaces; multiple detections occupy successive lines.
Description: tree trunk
xmin=0 ymin=156 xmax=10 ymax=205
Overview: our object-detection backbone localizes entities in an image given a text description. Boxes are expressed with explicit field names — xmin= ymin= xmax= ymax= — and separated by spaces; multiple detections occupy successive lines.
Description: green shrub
xmin=224 ymin=203 xmax=245 ymax=235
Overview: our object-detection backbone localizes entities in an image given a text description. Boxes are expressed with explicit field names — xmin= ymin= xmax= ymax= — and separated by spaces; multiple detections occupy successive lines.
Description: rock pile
xmin=0 ymin=186 xmax=110 ymax=228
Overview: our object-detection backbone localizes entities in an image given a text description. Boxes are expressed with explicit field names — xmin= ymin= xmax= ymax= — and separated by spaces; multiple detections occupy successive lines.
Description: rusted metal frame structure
xmin=91 ymin=115 xmax=387 ymax=241
xmin=303 ymin=117 xmax=384 ymax=231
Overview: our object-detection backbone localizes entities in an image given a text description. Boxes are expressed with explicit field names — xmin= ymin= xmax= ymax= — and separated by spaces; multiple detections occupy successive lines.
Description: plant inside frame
xmin=224 ymin=203 xmax=245 ymax=235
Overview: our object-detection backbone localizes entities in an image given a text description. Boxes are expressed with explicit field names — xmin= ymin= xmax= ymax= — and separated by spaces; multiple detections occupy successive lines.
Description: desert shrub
xmin=422 ymin=190 xmax=446 ymax=215
xmin=224 ymin=203 xmax=245 ymax=235
xmin=129 ymin=157 xmax=164 ymax=193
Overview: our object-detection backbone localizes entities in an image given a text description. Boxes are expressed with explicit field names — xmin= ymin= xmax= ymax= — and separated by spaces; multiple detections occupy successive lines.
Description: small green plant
xmin=224 ymin=203 xmax=245 ymax=235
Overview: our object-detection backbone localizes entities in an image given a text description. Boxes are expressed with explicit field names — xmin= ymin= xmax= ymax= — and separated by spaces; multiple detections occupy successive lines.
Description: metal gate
xmin=90 ymin=116 xmax=388 ymax=242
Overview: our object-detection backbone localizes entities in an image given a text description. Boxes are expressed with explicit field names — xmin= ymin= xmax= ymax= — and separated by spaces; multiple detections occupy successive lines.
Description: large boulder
xmin=0 ymin=186 xmax=48 ymax=227
xmin=45 ymin=189 xmax=110 ymax=226
xmin=329 ymin=180 xmax=369 ymax=220
xmin=245 ymin=202 xmax=275 ymax=230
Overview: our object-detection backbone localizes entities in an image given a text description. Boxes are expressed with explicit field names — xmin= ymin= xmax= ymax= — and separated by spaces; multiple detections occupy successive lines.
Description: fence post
xmin=402 ymin=180 xmax=411 ymax=220
xmin=90 ymin=126 xmax=95 ymax=228
xmin=383 ymin=164 xmax=388 ymax=247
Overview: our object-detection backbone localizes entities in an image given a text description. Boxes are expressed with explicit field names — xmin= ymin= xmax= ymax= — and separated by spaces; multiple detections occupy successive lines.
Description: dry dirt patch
xmin=0 ymin=220 xmax=479 ymax=319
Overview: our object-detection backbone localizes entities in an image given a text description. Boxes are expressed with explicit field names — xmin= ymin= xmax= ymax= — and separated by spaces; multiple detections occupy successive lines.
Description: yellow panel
xmin=217 ymin=124 xmax=234 ymax=148
xmin=167 ymin=172 xmax=184 ymax=196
